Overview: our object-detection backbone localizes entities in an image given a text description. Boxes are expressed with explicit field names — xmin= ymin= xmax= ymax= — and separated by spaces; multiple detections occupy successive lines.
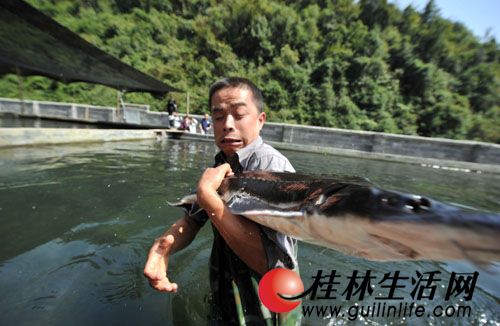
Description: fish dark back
xmin=219 ymin=171 xmax=373 ymax=209
xmin=220 ymin=171 xmax=500 ymax=230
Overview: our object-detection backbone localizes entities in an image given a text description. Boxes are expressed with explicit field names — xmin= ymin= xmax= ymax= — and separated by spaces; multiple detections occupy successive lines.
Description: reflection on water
xmin=0 ymin=139 xmax=498 ymax=325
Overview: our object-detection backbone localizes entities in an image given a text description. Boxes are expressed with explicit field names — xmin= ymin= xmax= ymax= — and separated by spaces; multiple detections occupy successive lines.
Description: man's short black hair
xmin=208 ymin=77 xmax=264 ymax=113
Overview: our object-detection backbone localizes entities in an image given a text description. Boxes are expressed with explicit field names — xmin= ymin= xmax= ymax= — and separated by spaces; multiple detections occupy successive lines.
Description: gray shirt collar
xmin=236 ymin=136 xmax=263 ymax=164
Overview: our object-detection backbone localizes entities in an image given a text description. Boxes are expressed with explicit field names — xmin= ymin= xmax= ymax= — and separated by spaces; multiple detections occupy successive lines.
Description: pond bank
xmin=1 ymin=97 xmax=499 ymax=172
xmin=1 ymin=127 xmax=498 ymax=174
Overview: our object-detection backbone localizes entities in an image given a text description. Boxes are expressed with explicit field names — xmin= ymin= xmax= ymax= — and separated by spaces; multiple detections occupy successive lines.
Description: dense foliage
xmin=1 ymin=0 xmax=498 ymax=142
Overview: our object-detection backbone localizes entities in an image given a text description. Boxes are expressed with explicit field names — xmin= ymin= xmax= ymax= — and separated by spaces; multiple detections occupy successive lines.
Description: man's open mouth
xmin=221 ymin=138 xmax=242 ymax=144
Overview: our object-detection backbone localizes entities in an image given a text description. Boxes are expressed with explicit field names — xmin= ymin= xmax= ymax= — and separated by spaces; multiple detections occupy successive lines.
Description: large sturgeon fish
xmin=172 ymin=171 xmax=500 ymax=265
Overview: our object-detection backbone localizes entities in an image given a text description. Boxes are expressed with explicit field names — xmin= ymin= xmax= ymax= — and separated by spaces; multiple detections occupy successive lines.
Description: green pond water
xmin=0 ymin=139 xmax=498 ymax=325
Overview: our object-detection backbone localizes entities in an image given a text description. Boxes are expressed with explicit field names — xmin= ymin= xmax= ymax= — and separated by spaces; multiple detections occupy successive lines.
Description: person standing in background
xmin=200 ymin=113 xmax=212 ymax=134
xmin=167 ymin=99 xmax=178 ymax=115
xmin=188 ymin=116 xmax=198 ymax=133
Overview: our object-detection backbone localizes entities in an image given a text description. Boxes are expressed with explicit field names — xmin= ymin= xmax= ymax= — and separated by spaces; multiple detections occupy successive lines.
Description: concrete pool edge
xmin=1 ymin=127 xmax=499 ymax=174
xmin=175 ymin=133 xmax=500 ymax=174
xmin=267 ymin=141 xmax=500 ymax=174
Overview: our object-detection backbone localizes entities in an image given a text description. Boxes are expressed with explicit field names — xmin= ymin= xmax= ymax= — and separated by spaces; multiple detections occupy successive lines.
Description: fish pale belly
xmin=172 ymin=193 xmax=500 ymax=265
xmin=240 ymin=211 xmax=500 ymax=264
xmin=365 ymin=221 xmax=500 ymax=264
xmin=238 ymin=210 xmax=406 ymax=260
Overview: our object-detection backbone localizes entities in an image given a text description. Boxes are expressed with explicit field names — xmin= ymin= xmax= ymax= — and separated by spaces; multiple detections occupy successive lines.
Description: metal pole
xmin=116 ymin=90 xmax=120 ymax=122
xmin=16 ymin=67 xmax=25 ymax=114
xmin=186 ymin=92 xmax=190 ymax=115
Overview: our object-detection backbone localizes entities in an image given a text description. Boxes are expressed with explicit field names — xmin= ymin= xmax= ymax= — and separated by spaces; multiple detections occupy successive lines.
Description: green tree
xmin=0 ymin=0 xmax=497 ymax=142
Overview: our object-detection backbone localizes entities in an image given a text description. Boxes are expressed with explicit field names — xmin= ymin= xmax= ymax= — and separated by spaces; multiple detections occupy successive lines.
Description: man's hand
xmin=143 ymin=235 xmax=178 ymax=292
xmin=197 ymin=163 xmax=233 ymax=213
xmin=196 ymin=163 xmax=268 ymax=275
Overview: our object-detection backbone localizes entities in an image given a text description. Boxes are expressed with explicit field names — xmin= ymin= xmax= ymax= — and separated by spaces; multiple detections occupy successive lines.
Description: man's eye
xmin=214 ymin=116 xmax=224 ymax=121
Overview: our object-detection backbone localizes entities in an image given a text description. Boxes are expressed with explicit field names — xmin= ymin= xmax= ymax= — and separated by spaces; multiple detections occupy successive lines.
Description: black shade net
xmin=0 ymin=0 xmax=182 ymax=95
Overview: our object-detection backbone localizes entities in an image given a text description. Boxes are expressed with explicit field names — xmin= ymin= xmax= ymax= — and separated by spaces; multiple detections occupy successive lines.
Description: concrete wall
xmin=1 ymin=97 xmax=499 ymax=165
xmin=0 ymin=97 xmax=163 ymax=127
xmin=262 ymin=123 xmax=500 ymax=165
xmin=0 ymin=128 xmax=157 ymax=147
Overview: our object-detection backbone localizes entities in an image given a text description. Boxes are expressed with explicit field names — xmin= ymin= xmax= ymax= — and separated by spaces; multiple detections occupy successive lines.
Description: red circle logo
xmin=258 ymin=268 xmax=304 ymax=313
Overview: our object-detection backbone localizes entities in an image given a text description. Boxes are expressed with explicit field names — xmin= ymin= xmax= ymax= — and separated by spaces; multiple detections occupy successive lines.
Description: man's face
xmin=211 ymin=86 xmax=266 ymax=156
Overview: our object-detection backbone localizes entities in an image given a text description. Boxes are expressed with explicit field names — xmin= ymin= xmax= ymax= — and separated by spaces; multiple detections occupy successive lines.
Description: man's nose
xmin=223 ymin=114 xmax=235 ymax=132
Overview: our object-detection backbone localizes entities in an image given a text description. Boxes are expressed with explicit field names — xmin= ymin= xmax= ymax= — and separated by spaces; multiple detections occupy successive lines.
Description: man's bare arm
xmin=160 ymin=215 xmax=202 ymax=253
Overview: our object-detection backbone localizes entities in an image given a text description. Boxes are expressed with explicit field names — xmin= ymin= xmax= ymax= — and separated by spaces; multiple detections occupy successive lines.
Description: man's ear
xmin=258 ymin=112 xmax=266 ymax=130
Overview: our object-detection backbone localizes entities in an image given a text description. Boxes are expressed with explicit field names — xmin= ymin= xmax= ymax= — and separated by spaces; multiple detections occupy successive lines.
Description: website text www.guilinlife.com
xmin=302 ymin=301 xmax=472 ymax=321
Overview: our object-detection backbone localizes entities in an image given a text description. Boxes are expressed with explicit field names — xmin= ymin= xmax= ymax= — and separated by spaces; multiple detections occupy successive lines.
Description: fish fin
xmin=368 ymin=233 xmax=420 ymax=259
xmin=450 ymin=239 xmax=500 ymax=272
xmin=167 ymin=194 xmax=202 ymax=216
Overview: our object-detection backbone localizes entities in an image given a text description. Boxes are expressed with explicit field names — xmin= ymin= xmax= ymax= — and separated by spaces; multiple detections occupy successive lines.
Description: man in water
xmin=144 ymin=77 xmax=300 ymax=325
